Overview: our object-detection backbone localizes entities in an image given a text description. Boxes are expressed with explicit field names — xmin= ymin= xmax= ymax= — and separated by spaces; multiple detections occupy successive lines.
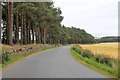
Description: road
xmin=3 ymin=46 xmax=107 ymax=78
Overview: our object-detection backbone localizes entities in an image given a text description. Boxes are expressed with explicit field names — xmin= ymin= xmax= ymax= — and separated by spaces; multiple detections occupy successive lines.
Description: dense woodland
xmin=1 ymin=2 xmax=95 ymax=46
xmin=96 ymin=36 xmax=120 ymax=43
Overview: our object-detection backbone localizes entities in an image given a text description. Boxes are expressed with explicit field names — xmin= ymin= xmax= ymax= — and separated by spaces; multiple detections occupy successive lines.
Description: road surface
xmin=3 ymin=46 xmax=107 ymax=78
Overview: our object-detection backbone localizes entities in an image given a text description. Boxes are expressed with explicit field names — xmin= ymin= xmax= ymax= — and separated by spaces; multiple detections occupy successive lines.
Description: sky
xmin=54 ymin=0 xmax=119 ymax=37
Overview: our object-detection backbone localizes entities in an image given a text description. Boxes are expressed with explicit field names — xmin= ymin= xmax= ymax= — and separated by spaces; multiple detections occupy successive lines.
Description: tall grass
xmin=71 ymin=44 xmax=118 ymax=78
xmin=80 ymin=42 xmax=118 ymax=59
xmin=1 ymin=44 xmax=60 ymax=67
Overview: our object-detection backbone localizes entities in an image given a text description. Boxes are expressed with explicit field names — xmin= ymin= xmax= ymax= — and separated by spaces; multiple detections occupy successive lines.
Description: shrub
xmin=81 ymin=49 xmax=93 ymax=58
xmin=72 ymin=44 xmax=118 ymax=77
xmin=73 ymin=44 xmax=116 ymax=68
xmin=95 ymin=54 xmax=103 ymax=63
xmin=118 ymin=60 xmax=120 ymax=78
xmin=2 ymin=52 xmax=9 ymax=64
xmin=72 ymin=45 xmax=83 ymax=53
xmin=94 ymin=54 xmax=115 ymax=67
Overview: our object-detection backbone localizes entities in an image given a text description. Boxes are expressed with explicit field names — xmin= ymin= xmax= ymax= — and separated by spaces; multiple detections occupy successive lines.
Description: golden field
xmin=80 ymin=42 xmax=119 ymax=59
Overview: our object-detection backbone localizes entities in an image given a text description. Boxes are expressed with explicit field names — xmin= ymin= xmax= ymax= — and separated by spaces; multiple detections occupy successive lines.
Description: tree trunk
xmin=35 ymin=32 xmax=38 ymax=44
xmin=28 ymin=20 xmax=31 ymax=44
xmin=38 ymin=27 xmax=42 ymax=44
xmin=16 ymin=11 xmax=19 ymax=44
xmin=40 ymin=28 xmax=43 ymax=44
xmin=21 ymin=12 xmax=23 ymax=45
xmin=34 ymin=27 xmax=38 ymax=44
xmin=26 ymin=18 xmax=29 ymax=44
xmin=7 ymin=2 xmax=13 ymax=45
xmin=31 ymin=25 xmax=34 ymax=43
xmin=0 ymin=2 xmax=2 ymax=44
xmin=27 ymin=19 xmax=31 ymax=44
xmin=43 ymin=29 xmax=46 ymax=44
xmin=23 ymin=14 xmax=27 ymax=45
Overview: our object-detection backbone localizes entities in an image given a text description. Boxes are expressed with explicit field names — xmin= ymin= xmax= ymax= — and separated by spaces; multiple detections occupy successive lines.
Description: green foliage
xmin=2 ymin=2 xmax=95 ymax=45
xmin=71 ymin=47 xmax=118 ymax=77
xmin=81 ymin=49 xmax=94 ymax=58
xmin=118 ymin=59 xmax=120 ymax=78
xmin=2 ymin=52 xmax=9 ymax=64
xmin=96 ymin=36 xmax=120 ymax=43
xmin=72 ymin=44 xmax=117 ymax=68
xmin=2 ymin=44 xmax=58 ymax=67
xmin=71 ymin=44 xmax=118 ymax=77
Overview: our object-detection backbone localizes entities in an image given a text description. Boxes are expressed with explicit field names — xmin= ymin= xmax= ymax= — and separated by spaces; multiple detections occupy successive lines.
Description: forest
xmin=96 ymin=36 xmax=120 ymax=43
xmin=1 ymin=2 xmax=95 ymax=46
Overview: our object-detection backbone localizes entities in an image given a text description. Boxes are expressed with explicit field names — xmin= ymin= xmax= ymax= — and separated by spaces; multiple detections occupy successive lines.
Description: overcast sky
xmin=54 ymin=0 xmax=119 ymax=37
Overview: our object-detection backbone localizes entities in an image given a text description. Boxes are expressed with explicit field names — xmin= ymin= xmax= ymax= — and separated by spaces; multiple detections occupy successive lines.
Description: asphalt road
xmin=3 ymin=46 xmax=107 ymax=78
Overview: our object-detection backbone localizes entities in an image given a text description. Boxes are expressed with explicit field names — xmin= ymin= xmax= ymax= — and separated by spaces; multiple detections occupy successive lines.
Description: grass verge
xmin=2 ymin=45 xmax=57 ymax=68
xmin=0 ymin=61 xmax=1 ymax=68
xmin=70 ymin=47 xmax=117 ymax=78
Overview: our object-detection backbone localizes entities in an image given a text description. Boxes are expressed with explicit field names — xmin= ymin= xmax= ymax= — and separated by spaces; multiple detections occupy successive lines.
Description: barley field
xmin=80 ymin=42 xmax=119 ymax=59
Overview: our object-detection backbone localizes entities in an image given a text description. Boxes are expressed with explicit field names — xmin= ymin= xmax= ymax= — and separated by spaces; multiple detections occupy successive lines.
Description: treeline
xmin=1 ymin=2 xmax=95 ymax=45
xmin=96 ymin=36 xmax=120 ymax=43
